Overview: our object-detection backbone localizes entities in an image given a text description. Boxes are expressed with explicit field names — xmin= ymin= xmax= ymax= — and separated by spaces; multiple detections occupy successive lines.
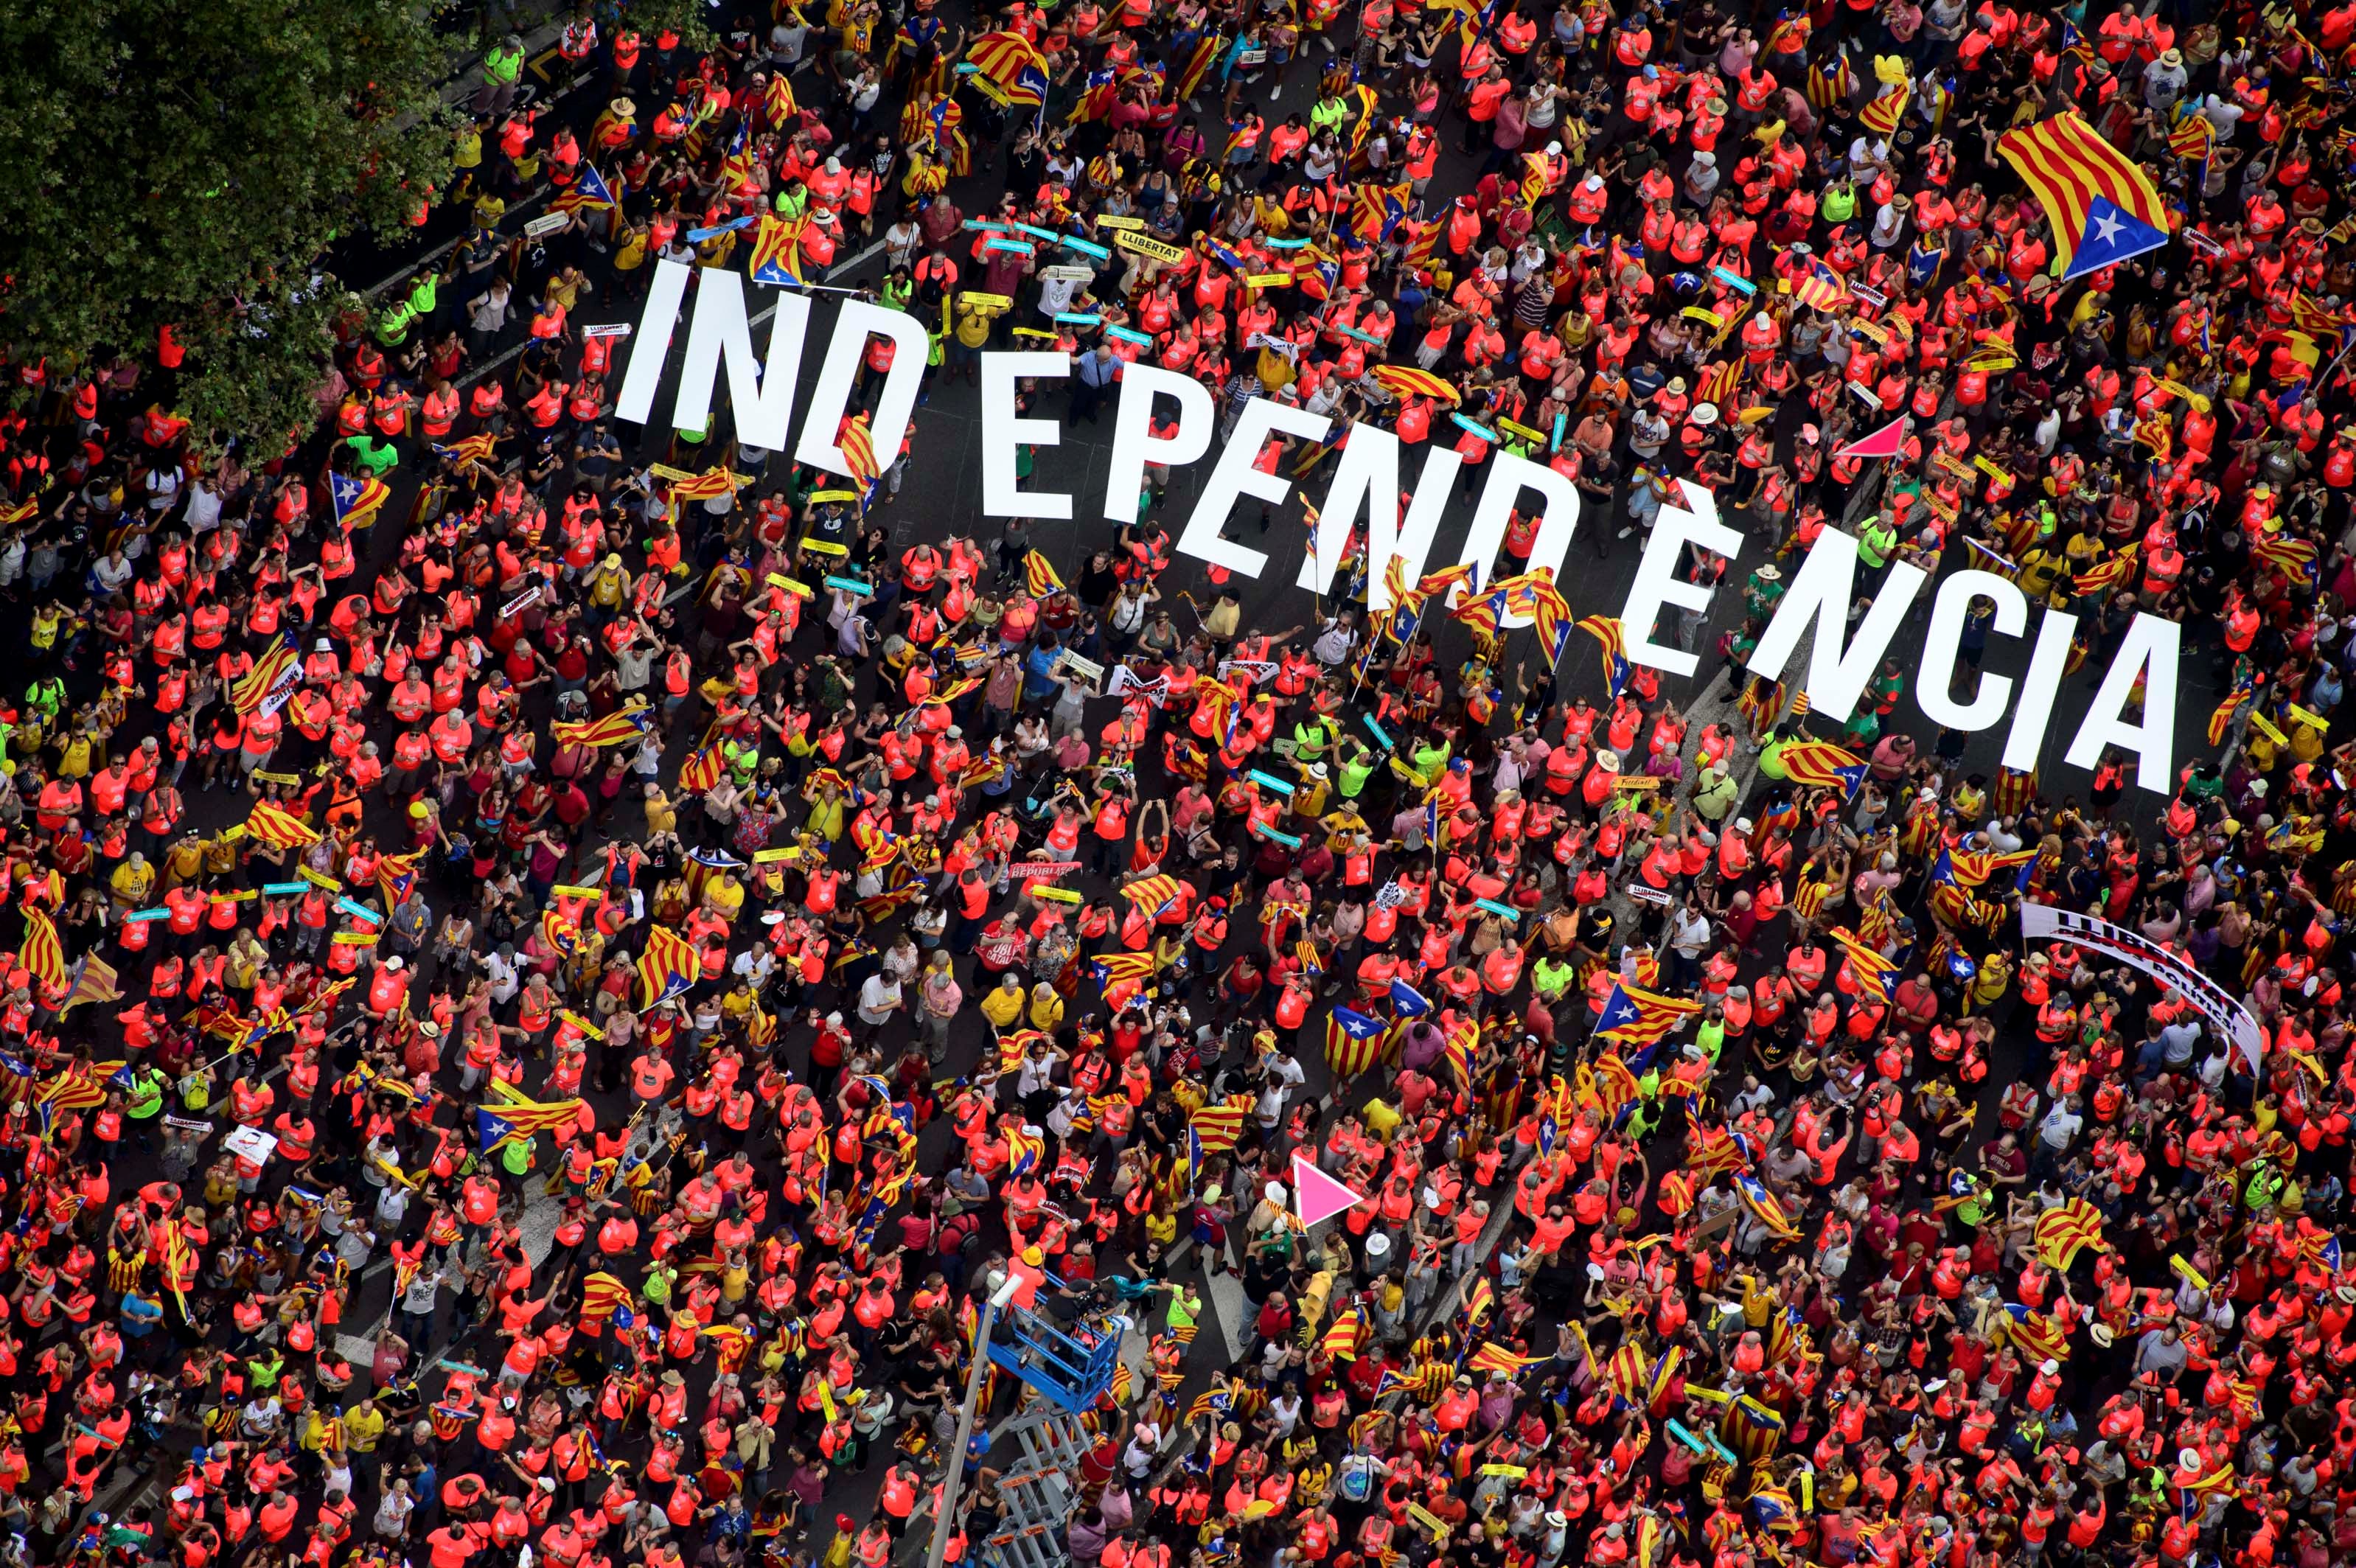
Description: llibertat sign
xmin=2020 ymin=902 xmax=2265 ymax=1072
xmin=616 ymin=262 xmax=2186 ymax=792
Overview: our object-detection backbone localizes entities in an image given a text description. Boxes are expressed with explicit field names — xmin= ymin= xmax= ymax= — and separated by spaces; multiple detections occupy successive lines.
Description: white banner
xmin=2018 ymin=902 xmax=2266 ymax=1074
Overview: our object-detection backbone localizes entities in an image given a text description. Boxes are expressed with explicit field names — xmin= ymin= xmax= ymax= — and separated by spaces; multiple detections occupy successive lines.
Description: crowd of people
xmin=3 ymin=2 xmax=2356 ymax=1568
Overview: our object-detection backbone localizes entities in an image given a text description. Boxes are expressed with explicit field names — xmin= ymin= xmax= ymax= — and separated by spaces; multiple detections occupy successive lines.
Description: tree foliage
xmin=0 ymin=0 xmax=458 ymax=449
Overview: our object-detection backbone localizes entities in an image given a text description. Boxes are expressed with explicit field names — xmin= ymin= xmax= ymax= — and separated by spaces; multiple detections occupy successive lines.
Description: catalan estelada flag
xmin=1997 ymin=112 xmax=2171 ymax=280
xmin=329 ymin=471 xmax=391 ymax=531
xmin=579 ymin=1272 xmax=633 ymax=1322
xmin=36 ymin=1059 xmax=111 ymax=1112
xmin=1733 ymin=1173 xmax=1801 ymax=1241
xmin=59 ymin=953 xmax=121 ymax=1014
xmin=1577 ymin=614 xmax=1633 ymax=698
xmin=1370 ymin=363 xmax=1460 ymax=405
xmin=231 ymin=630 xmax=302 ymax=715
xmin=430 ymin=432 xmax=499 ymax=464
xmin=1858 ymin=83 xmax=1909 ymax=137
xmin=2033 ymin=1198 xmax=2108 ymax=1269
xmin=837 ymin=412 xmax=882 ymax=504
xmin=552 ymin=163 xmax=619 ymax=215
xmin=552 ymin=704 xmax=652 ymax=748
xmin=1324 ymin=1005 xmax=1387 ymax=1079
xmin=1794 ymin=262 xmax=1848 ymax=312
xmin=640 ymin=925 xmax=700 ymax=1007
xmin=748 ymin=212 xmax=806 ymax=288
xmin=246 ymin=801 xmax=321 ymax=849
xmin=1594 ymin=983 xmax=1703 ymax=1056
xmin=1188 ymin=1097 xmax=1252 ymax=1153
xmin=1777 ymin=739 xmax=1868 ymax=794
xmin=2000 ymin=1301 xmax=2071 ymax=1363
xmin=965 ymin=29 xmax=1049 ymax=103
xmin=18 ymin=907 xmax=66 ymax=994
xmin=1120 ymin=874 xmax=1186 ymax=911
xmin=478 ymin=1079 xmax=587 ymax=1149
xmin=2253 ymin=533 xmax=2320 ymax=585
xmin=2209 ymin=676 xmax=2258 ymax=748
xmin=669 ymin=468 xmax=747 ymax=503
xmin=1023 ymin=549 xmax=1064 ymax=597
xmin=1827 ymin=926 xmax=1899 ymax=1006
xmin=1469 ymin=1342 xmax=1549 ymax=1374
xmin=2166 ymin=108 xmax=2215 ymax=162
xmin=1805 ymin=53 xmax=1853 ymax=110
xmin=1350 ymin=180 xmax=1411 ymax=243
xmin=1320 ymin=1307 xmax=1367 ymax=1361
xmin=1696 ymin=358 xmax=1741 ymax=411
xmin=677 ymin=745 xmax=726 ymax=795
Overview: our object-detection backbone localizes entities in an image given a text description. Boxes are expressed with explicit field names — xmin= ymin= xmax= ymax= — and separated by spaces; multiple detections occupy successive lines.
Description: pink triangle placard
xmin=1293 ymin=1155 xmax=1367 ymax=1227
xmin=1833 ymin=414 xmax=1909 ymax=462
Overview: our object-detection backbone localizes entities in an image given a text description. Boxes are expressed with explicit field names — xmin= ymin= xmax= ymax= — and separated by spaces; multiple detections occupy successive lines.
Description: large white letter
xmin=1999 ymin=607 xmax=2080 ymax=773
xmin=613 ymin=259 xmax=693 ymax=427
xmin=1744 ymin=528 xmax=1927 ymax=722
xmin=1617 ymin=481 xmax=1744 ymax=678
xmin=1305 ymin=425 xmax=1463 ymax=605
xmin=1915 ymin=570 xmax=2026 ymax=732
xmin=1173 ymin=397 xmax=1332 ymax=581
xmin=669 ymin=267 xmax=812 ymax=452
xmin=2065 ymin=612 xmax=2180 ymax=792
xmin=980 ymin=352 xmax=1073 ymax=520
xmin=1457 ymin=453 xmax=1580 ymax=621
xmin=1104 ymin=364 xmax=1214 ymax=525
xmin=793 ymin=299 xmax=930 ymax=483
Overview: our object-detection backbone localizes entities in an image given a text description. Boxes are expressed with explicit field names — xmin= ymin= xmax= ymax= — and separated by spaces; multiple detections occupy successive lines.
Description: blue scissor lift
xmin=972 ymin=1278 xmax=1129 ymax=1568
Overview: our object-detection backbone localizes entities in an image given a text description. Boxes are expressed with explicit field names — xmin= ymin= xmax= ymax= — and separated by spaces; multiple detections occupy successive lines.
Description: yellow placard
xmin=1243 ymin=272 xmax=1294 ymax=288
xmin=332 ymin=932 xmax=380 ymax=946
xmin=807 ymin=490 xmax=860 ymax=505
xmin=1033 ymin=885 xmax=1083 ymax=904
xmin=252 ymin=770 xmax=302 ymax=785
xmin=753 ymin=846 xmax=806 ymax=864
xmin=1849 ymin=318 xmax=1889 ymax=345
xmin=2250 ymin=712 xmax=2290 ymax=746
xmin=2288 ymin=703 xmax=2330 ymax=731
xmin=216 ymin=824 xmax=248 ymax=845
xmin=299 ymin=867 xmax=343 ymax=891
xmin=1115 ymin=230 xmax=1188 ymax=265
xmin=1973 ymin=456 xmax=2014 ymax=486
xmin=1406 ymin=1505 xmax=1449 ymax=1539
xmin=558 ymin=1010 xmax=607 ymax=1042
xmin=1612 ymin=776 xmax=1664 ymax=792
xmin=2170 ymin=1255 xmax=2209 ymax=1292
xmin=818 ymin=1383 xmax=838 ymax=1423
xmin=801 ymin=537 xmax=849 ymax=555
xmin=1480 ymin=1464 xmax=1529 ymax=1478
xmin=209 ymin=890 xmax=259 ymax=904
xmin=1095 ymin=215 xmax=1146 ymax=232
xmin=1681 ymin=306 xmax=1725 ymax=329
xmin=551 ymin=885 xmax=607 ymax=902
xmin=1497 ymin=419 xmax=1545 ymax=443
xmin=765 ymin=574 xmax=815 ymax=598
xmin=1012 ymin=326 xmax=1060 ymax=339
xmin=961 ymin=291 xmax=1013 ymax=310
xmin=649 ymin=462 xmax=697 ymax=482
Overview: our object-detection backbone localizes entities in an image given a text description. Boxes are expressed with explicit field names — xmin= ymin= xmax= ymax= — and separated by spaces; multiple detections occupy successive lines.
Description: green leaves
xmin=0 ymin=0 xmax=457 ymax=447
